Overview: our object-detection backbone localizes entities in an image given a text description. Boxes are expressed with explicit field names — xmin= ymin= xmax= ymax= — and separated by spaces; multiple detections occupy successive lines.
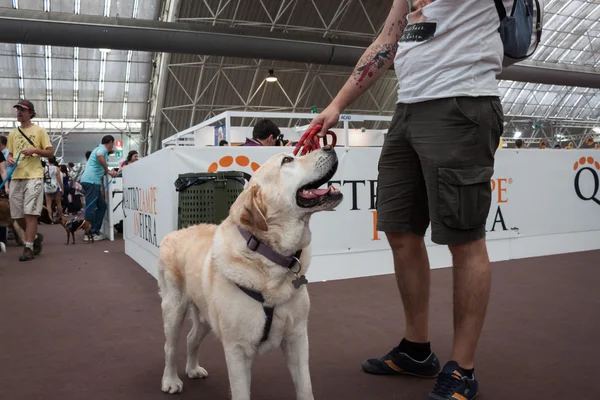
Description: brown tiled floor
xmin=1 ymin=224 xmax=598 ymax=399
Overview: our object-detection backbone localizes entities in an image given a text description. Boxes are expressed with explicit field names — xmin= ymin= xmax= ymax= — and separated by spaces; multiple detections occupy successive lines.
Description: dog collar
xmin=237 ymin=226 xmax=303 ymax=271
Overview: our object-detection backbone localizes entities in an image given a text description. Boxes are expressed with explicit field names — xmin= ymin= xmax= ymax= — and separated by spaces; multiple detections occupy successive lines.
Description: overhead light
xmin=99 ymin=48 xmax=112 ymax=54
xmin=265 ymin=69 xmax=277 ymax=82
xmin=593 ymin=127 xmax=600 ymax=134
xmin=514 ymin=131 xmax=522 ymax=138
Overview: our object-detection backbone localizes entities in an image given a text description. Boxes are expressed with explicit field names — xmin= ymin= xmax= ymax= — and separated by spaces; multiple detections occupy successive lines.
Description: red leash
xmin=293 ymin=124 xmax=337 ymax=156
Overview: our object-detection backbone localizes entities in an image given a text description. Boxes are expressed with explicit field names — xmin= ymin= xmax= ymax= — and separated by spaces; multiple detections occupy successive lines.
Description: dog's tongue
xmin=299 ymin=188 xmax=329 ymax=199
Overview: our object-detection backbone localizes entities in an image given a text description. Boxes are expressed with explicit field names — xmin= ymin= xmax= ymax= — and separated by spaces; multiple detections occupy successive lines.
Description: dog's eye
xmin=281 ymin=156 xmax=294 ymax=165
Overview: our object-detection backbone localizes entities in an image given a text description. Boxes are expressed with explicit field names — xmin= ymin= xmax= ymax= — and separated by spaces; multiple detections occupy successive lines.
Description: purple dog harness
xmin=236 ymin=226 xmax=308 ymax=343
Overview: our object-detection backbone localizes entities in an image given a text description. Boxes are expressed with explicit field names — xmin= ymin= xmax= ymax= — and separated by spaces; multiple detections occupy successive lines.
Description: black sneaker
xmin=361 ymin=345 xmax=441 ymax=378
xmin=33 ymin=233 xmax=44 ymax=256
xmin=427 ymin=361 xmax=479 ymax=400
xmin=19 ymin=247 xmax=35 ymax=262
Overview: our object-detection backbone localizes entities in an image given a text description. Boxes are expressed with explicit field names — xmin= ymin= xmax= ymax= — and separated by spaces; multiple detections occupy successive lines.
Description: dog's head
xmin=59 ymin=216 xmax=70 ymax=227
xmin=230 ymin=146 xmax=343 ymax=234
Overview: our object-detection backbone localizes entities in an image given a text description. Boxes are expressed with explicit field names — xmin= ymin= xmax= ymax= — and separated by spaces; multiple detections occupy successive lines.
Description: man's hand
xmin=308 ymin=0 xmax=407 ymax=139
xmin=108 ymin=170 xmax=119 ymax=178
xmin=7 ymin=155 xmax=16 ymax=167
xmin=309 ymin=105 xmax=341 ymax=138
xmin=21 ymin=148 xmax=37 ymax=156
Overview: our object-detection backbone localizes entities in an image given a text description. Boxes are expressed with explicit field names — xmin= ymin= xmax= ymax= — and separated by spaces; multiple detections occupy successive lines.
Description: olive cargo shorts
xmin=376 ymin=96 xmax=504 ymax=245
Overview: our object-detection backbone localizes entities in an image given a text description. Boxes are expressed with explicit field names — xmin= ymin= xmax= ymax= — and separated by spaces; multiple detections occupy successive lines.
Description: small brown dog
xmin=60 ymin=216 xmax=94 ymax=245
xmin=0 ymin=196 xmax=26 ymax=246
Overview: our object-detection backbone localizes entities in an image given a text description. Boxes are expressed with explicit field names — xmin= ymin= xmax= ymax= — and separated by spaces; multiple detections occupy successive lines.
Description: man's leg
xmin=9 ymin=180 xmax=29 ymax=259
xmin=0 ymin=226 xmax=7 ymax=252
xmin=409 ymin=96 xmax=503 ymax=399
xmin=361 ymin=104 xmax=441 ymax=378
xmin=92 ymin=186 xmax=107 ymax=236
xmin=20 ymin=179 xmax=44 ymax=261
xmin=82 ymin=183 xmax=98 ymax=233
xmin=386 ymin=232 xmax=431 ymax=345
xmin=448 ymin=239 xmax=490 ymax=370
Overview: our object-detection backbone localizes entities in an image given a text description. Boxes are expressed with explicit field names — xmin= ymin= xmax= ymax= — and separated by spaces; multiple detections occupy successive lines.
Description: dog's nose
xmin=322 ymin=145 xmax=333 ymax=152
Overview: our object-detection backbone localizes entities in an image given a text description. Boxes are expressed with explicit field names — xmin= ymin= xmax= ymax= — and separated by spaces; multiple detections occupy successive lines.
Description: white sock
xmin=25 ymin=242 xmax=34 ymax=250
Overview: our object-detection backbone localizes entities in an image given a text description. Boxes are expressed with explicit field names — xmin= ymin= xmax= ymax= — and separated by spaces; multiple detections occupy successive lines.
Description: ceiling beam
xmin=0 ymin=8 xmax=598 ymax=89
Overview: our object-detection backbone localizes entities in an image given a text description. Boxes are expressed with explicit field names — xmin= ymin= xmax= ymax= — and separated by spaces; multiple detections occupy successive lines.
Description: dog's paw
xmin=161 ymin=376 xmax=184 ymax=394
xmin=186 ymin=365 xmax=208 ymax=379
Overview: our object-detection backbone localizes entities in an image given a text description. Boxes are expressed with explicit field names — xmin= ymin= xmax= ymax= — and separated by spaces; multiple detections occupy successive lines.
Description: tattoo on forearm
xmin=387 ymin=22 xmax=395 ymax=37
xmin=352 ymin=43 xmax=398 ymax=88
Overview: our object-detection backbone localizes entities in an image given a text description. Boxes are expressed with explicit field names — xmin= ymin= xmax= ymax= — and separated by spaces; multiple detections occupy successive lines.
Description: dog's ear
xmin=240 ymin=185 xmax=268 ymax=232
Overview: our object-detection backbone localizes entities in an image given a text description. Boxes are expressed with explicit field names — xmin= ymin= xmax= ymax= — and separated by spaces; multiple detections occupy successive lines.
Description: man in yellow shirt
xmin=7 ymin=100 xmax=54 ymax=261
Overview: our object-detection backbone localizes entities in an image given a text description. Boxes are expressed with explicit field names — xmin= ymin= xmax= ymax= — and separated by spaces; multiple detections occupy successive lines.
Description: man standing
xmin=80 ymin=135 xmax=119 ymax=241
xmin=310 ymin=1 xmax=505 ymax=399
xmin=6 ymin=100 xmax=54 ymax=261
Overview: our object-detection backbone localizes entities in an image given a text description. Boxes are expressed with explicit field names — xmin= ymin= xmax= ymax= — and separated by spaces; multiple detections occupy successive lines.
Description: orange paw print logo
xmin=573 ymin=156 xmax=600 ymax=171
xmin=208 ymin=155 xmax=261 ymax=173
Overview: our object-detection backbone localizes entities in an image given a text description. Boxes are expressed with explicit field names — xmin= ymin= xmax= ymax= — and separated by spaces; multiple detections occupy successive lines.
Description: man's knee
xmin=385 ymin=231 xmax=426 ymax=252
xmin=16 ymin=218 xmax=26 ymax=229
xmin=448 ymin=238 xmax=487 ymax=265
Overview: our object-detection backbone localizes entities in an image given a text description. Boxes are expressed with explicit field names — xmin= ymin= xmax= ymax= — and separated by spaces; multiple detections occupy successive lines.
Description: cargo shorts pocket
xmin=437 ymin=166 xmax=494 ymax=230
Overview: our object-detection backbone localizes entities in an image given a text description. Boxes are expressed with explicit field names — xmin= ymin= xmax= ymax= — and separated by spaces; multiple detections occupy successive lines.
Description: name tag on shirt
xmin=399 ymin=22 xmax=437 ymax=43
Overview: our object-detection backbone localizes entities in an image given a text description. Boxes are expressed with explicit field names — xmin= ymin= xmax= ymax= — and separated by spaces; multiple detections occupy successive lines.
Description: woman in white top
xmin=43 ymin=156 xmax=63 ymax=222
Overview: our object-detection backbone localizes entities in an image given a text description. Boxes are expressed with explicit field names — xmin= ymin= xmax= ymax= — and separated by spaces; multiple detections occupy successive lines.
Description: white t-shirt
xmin=394 ymin=0 xmax=512 ymax=104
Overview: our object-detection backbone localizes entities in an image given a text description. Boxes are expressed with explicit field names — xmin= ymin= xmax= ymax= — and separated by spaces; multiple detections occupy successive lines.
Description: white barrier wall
xmin=100 ymin=176 xmax=123 ymax=241
xmin=123 ymin=146 xmax=600 ymax=282
xmin=192 ymin=126 xmax=386 ymax=147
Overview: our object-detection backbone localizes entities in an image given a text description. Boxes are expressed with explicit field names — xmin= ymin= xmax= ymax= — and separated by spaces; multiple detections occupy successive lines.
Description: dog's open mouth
xmin=296 ymin=161 xmax=342 ymax=208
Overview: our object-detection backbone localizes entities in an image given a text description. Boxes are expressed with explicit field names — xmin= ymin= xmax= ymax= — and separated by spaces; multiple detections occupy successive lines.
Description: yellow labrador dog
xmin=158 ymin=146 xmax=343 ymax=399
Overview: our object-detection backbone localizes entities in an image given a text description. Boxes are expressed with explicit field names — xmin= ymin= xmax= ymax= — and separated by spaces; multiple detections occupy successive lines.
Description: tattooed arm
xmin=310 ymin=0 xmax=409 ymax=136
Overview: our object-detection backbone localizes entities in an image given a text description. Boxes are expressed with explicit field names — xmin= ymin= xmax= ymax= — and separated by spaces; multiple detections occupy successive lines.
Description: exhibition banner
xmin=122 ymin=149 xmax=175 ymax=258
xmin=123 ymin=146 xmax=600 ymax=260
xmin=171 ymin=147 xmax=516 ymax=255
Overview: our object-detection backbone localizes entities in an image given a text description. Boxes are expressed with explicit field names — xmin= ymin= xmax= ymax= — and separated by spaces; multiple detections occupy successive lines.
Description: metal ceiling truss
xmin=502 ymin=118 xmax=599 ymax=148
xmin=146 ymin=0 xmax=600 ymax=152
xmin=159 ymin=56 xmax=401 ymax=132
xmin=158 ymin=56 xmax=598 ymax=139
xmin=178 ymin=0 xmax=382 ymax=41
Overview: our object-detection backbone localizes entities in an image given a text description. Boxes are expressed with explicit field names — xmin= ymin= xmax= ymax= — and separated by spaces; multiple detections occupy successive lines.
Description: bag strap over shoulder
xmin=17 ymin=127 xmax=36 ymax=147
xmin=493 ymin=0 xmax=507 ymax=20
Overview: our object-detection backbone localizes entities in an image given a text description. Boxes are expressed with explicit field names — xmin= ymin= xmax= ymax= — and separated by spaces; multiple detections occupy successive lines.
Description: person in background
xmin=67 ymin=162 xmax=75 ymax=185
xmin=6 ymin=99 xmax=54 ymax=261
xmin=515 ymin=139 xmax=524 ymax=149
xmin=72 ymin=151 xmax=91 ymax=185
xmin=120 ymin=150 xmax=139 ymax=168
xmin=60 ymin=164 xmax=70 ymax=214
xmin=43 ymin=157 xmax=63 ymax=222
xmin=539 ymin=140 xmax=547 ymax=149
xmin=0 ymin=135 xmax=7 ymax=160
xmin=1 ymin=135 xmax=11 ymax=193
xmin=80 ymin=135 xmax=119 ymax=242
xmin=0 ymin=148 xmax=7 ymax=252
xmin=241 ymin=119 xmax=280 ymax=146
